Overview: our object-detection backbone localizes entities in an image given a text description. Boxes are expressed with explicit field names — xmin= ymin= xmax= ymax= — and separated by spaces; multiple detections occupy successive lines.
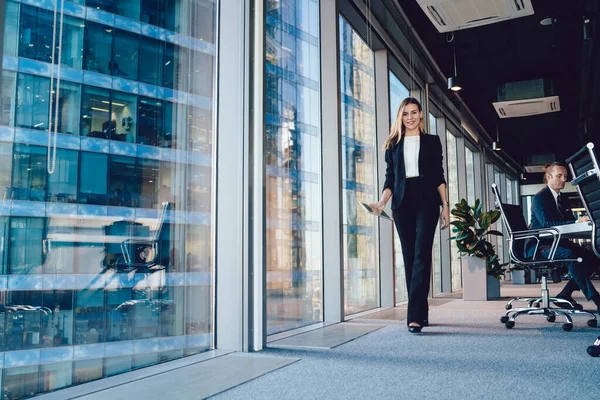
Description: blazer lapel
xmin=396 ymin=137 xmax=406 ymax=179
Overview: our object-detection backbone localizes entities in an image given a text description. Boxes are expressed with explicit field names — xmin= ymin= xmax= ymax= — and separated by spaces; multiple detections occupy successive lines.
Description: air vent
xmin=492 ymin=96 xmax=561 ymax=118
xmin=414 ymin=0 xmax=534 ymax=33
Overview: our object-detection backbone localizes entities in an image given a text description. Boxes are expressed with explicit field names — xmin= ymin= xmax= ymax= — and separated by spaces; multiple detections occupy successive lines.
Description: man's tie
xmin=557 ymin=193 xmax=565 ymax=219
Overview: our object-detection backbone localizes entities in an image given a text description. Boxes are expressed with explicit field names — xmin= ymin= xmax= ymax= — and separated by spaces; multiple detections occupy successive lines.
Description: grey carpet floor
xmin=214 ymin=294 xmax=600 ymax=400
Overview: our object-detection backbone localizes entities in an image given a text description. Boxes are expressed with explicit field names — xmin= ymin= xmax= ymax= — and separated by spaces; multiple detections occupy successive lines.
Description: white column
xmin=374 ymin=50 xmax=394 ymax=308
xmin=216 ymin=0 xmax=248 ymax=352
xmin=321 ymin=0 xmax=344 ymax=323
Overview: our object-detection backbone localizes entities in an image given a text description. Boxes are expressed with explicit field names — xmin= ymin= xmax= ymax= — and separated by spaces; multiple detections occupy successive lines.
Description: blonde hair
xmin=383 ymin=97 xmax=425 ymax=150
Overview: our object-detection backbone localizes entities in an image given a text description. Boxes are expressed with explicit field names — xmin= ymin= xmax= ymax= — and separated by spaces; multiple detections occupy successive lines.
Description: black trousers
xmin=392 ymin=178 xmax=439 ymax=325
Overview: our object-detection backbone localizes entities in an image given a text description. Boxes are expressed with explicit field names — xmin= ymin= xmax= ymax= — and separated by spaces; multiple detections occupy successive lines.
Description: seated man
xmin=527 ymin=162 xmax=600 ymax=313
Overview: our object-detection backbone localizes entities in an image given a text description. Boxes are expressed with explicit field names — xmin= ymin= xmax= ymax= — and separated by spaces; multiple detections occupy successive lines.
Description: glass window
xmin=110 ymin=91 xmax=137 ymax=142
xmin=12 ymin=144 xmax=47 ymax=202
xmin=86 ymin=0 xmax=116 ymax=14
xmin=506 ymin=177 xmax=514 ymax=204
xmin=16 ymin=74 xmax=50 ymax=131
xmin=19 ymin=5 xmax=84 ymax=69
xmin=79 ymin=152 xmax=108 ymax=205
xmin=429 ymin=113 xmax=437 ymax=135
xmin=446 ymin=130 xmax=461 ymax=291
xmin=137 ymin=158 xmax=159 ymax=209
xmin=47 ymin=148 xmax=78 ymax=203
xmin=264 ymin=0 xmax=323 ymax=334
xmin=189 ymin=0 xmax=217 ymax=41
xmin=3 ymin=1 xmax=20 ymax=57
xmin=0 ymin=70 xmax=17 ymax=127
xmin=137 ymin=97 xmax=164 ymax=146
xmin=188 ymin=106 xmax=213 ymax=154
xmin=3 ymin=366 xmax=40 ymax=399
xmin=104 ymin=356 xmax=133 ymax=377
xmin=340 ymin=16 xmax=379 ymax=315
xmin=389 ymin=71 xmax=409 ymax=124
xmin=190 ymin=50 xmax=214 ymax=97
xmin=53 ymin=80 xmax=82 ymax=135
xmin=112 ymin=29 xmax=139 ymax=79
xmin=19 ymin=4 xmax=55 ymax=64
xmin=116 ymin=1 xmax=141 ymax=20
xmin=139 ymin=36 xmax=164 ymax=86
xmin=389 ymin=71 xmax=409 ymax=303
xmin=81 ymin=85 xmax=111 ymax=139
xmin=40 ymin=362 xmax=73 ymax=392
xmin=9 ymin=217 xmax=45 ymax=274
xmin=465 ymin=147 xmax=475 ymax=206
xmin=73 ymin=358 xmax=103 ymax=384
xmin=41 ymin=290 xmax=74 ymax=347
xmin=84 ymin=21 xmax=113 ymax=75
xmin=163 ymin=43 xmax=186 ymax=90
xmin=109 ymin=155 xmax=137 ymax=207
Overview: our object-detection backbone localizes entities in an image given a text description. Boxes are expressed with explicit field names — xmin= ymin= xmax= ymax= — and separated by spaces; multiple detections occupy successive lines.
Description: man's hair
xmin=543 ymin=161 xmax=567 ymax=183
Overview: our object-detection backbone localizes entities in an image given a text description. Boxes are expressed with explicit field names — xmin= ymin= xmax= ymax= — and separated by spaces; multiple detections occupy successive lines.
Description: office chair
xmin=120 ymin=201 xmax=169 ymax=267
xmin=492 ymin=184 xmax=597 ymax=331
xmin=566 ymin=143 xmax=600 ymax=354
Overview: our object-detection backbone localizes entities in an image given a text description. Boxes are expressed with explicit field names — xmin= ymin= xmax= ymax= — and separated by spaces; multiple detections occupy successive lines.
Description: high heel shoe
xmin=408 ymin=324 xmax=422 ymax=333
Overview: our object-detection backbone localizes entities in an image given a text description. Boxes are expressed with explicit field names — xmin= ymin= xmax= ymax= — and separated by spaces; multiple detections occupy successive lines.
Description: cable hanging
xmin=47 ymin=0 xmax=65 ymax=175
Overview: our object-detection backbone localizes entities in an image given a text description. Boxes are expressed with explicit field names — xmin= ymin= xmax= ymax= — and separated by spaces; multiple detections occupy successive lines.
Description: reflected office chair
xmin=120 ymin=201 xmax=169 ymax=267
xmin=566 ymin=143 xmax=600 ymax=353
xmin=492 ymin=184 xmax=597 ymax=331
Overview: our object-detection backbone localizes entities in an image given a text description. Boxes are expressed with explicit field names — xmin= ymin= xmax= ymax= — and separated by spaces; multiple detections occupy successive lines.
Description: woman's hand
xmin=440 ymin=204 xmax=450 ymax=230
xmin=369 ymin=200 xmax=387 ymax=211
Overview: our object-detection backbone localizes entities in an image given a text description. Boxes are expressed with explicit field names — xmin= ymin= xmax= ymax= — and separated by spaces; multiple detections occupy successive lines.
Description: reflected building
xmin=0 ymin=0 xmax=216 ymax=397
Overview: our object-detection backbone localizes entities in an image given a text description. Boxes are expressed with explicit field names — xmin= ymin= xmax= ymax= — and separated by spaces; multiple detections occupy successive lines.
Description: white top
xmin=403 ymin=135 xmax=420 ymax=178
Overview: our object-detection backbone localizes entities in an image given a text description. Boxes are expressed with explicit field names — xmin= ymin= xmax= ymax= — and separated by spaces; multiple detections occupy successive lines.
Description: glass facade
xmin=446 ymin=130 xmax=461 ymax=291
xmin=465 ymin=146 xmax=475 ymax=205
xmin=1 ymin=0 xmax=216 ymax=396
xmin=340 ymin=17 xmax=379 ymax=315
xmin=264 ymin=0 xmax=323 ymax=335
xmin=389 ymin=72 xmax=408 ymax=303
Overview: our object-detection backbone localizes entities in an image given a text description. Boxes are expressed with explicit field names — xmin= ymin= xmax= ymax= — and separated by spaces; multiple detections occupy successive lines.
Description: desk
xmin=551 ymin=222 xmax=593 ymax=240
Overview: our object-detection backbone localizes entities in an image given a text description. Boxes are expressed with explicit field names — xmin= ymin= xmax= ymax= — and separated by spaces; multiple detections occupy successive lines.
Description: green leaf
xmin=486 ymin=230 xmax=503 ymax=237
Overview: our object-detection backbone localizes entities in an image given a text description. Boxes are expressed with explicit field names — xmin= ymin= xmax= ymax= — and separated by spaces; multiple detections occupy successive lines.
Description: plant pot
xmin=487 ymin=275 xmax=501 ymax=300
xmin=462 ymin=256 xmax=487 ymax=301
xmin=462 ymin=256 xmax=501 ymax=300
xmin=511 ymin=270 xmax=535 ymax=285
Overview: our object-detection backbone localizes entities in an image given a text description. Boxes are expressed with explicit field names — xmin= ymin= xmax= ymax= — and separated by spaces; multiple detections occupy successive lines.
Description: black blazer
xmin=383 ymin=133 xmax=446 ymax=210
xmin=525 ymin=186 xmax=575 ymax=256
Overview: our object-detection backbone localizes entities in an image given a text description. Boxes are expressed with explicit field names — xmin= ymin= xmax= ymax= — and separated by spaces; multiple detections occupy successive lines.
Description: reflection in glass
xmin=79 ymin=152 xmax=108 ymax=205
xmin=264 ymin=0 xmax=323 ymax=334
xmin=4 ymin=366 xmax=40 ymax=399
xmin=84 ymin=21 xmax=113 ymax=75
xmin=81 ymin=85 xmax=111 ymax=139
xmin=340 ymin=17 xmax=379 ymax=315
xmin=16 ymin=74 xmax=50 ymax=131
xmin=3 ymin=1 xmax=20 ymax=57
xmin=389 ymin=71 xmax=409 ymax=304
xmin=465 ymin=147 xmax=475 ymax=206
xmin=113 ymin=29 xmax=139 ymax=79
xmin=495 ymin=170 xmax=504 ymax=263
xmin=139 ymin=36 xmax=164 ymax=86
xmin=446 ymin=131 xmax=461 ymax=291
xmin=110 ymin=91 xmax=137 ymax=142
xmin=53 ymin=80 xmax=82 ymax=135
xmin=0 ymin=0 xmax=218 ymax=394
xmin=1 ymin=71 xmax=17 ymax=127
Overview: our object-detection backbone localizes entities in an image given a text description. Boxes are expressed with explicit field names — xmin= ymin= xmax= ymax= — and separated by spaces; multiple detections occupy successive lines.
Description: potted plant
xmin=449 ymin=198 xmax=508 ymax=300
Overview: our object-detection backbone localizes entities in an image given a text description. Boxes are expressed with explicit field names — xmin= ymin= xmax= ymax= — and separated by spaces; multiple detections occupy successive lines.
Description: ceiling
xmin=396 ymin=0 xmax=600 ymax=179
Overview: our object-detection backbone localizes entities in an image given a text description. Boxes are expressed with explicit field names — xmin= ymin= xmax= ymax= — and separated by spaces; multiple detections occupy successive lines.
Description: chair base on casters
xmin=588 ymin=337 xmax=600 ymax=357
xmin=500 ymin=276 xmax=597 ymax=331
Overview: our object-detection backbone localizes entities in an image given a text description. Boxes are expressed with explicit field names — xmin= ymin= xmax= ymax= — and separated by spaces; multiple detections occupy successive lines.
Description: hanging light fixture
xmin=447 ymin=33 xmax=462 ymax=92
xmin=493 ymin=124 xmax=502 ymax=151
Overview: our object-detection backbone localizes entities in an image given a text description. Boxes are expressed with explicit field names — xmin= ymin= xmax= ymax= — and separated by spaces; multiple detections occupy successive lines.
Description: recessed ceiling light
xmin=540 ymin=17 xmax=555 ymax=26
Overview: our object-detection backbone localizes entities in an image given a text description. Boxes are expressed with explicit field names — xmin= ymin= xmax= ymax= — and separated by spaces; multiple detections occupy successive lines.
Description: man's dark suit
xmin=527 ymin=186 xmax=599 ymax=301
xmin=383 ymin=133 xmax=446 ymax=325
